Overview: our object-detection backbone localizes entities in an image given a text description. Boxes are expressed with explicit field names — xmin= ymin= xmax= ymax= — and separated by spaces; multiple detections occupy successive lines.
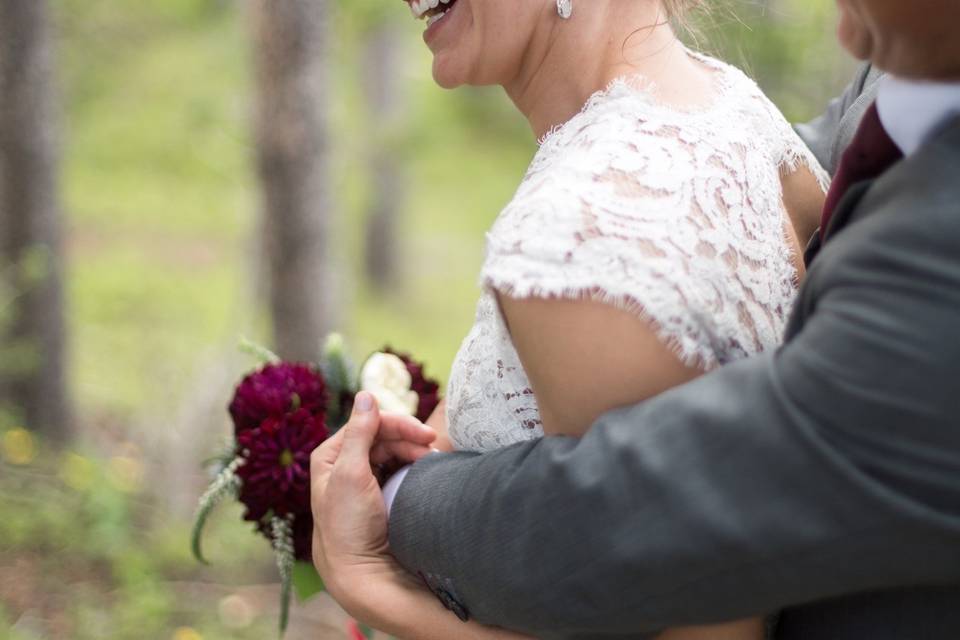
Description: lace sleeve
xmin=745 ymin=76 xmax=832 ymax=193
xmin=481 ymin=98 xmax=799 ymax=370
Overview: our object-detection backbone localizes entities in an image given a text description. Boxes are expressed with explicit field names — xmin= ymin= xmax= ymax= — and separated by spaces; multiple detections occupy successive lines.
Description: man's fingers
xmin=336 ymin=391 xmax=382 ymax=470
xmin=379 ymin=412 xmax=437 ymax=446
xmin=370 ymin=440 xmax=435 ymax=466
xmin=310 ymin=427 xmax=346 ymax=496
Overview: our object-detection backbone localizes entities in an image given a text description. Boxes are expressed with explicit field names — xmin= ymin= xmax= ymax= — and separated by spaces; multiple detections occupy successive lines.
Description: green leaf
xmin=279 ymin=567 xmax=291 ymax=637
xmin=191 ymin=495 xmax=217 ymax=565
xmin=321 ymin=333 xmax=357 ymax=429
xmin=191 ymin=459 xmax=241 ymax=564
xmin=291 ymin=561 xmax=325 ymax=601
xmin=238 ymin=336 xmax=280 ymax=364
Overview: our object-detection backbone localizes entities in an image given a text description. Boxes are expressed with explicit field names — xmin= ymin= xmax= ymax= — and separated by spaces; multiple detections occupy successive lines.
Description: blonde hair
xmin=662 ymin=0 xmax=708 ymax=36
xmin=663 ymin=0 xmax=705 ymax=19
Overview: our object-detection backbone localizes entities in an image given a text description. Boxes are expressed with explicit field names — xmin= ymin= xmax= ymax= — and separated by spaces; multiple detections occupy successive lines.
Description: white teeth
xmin=426 ymin=9 xmax=447 ymax=26
xmin=411 ymin=0 xmax=454 ymax=20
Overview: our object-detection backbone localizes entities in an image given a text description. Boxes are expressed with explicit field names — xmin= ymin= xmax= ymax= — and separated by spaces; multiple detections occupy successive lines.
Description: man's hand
xmin=311 ymin=394 xmax=537 ymax=639
xmin=310 ymin=391 xmax=435 ymax=615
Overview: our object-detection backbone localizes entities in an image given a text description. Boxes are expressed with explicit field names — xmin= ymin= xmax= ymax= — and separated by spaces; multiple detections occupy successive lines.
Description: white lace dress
xmin=446 ymin=51 xmax=829 ymax=453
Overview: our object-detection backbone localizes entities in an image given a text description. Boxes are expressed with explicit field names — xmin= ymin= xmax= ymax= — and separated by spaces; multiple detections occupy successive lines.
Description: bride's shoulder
xmin=684 ymin=50 xmax=776 ymax=103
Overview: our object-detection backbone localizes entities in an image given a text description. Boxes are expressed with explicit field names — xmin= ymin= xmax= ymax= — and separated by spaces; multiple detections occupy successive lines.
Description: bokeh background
xmin=1 ymin=0 xmax=854 ymax=638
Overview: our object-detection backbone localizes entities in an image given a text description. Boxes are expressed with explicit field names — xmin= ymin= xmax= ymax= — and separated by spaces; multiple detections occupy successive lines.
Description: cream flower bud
xmin=359 ymin=352 xmax=419 ymax=416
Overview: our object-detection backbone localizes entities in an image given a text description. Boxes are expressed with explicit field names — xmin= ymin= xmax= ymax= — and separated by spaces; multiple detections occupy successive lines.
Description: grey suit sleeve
xmin=794 ymin=64 xmax=879 ymax=175
xmin=388 ymin=163 xmax=960 ymax=638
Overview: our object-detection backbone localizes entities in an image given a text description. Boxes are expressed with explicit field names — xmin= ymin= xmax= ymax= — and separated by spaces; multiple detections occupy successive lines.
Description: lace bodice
xmin=446 ymin=51 xmax=828 ymax=453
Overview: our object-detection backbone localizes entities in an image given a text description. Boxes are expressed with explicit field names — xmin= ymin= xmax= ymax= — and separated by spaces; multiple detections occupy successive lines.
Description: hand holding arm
xmin=310 ymin=392 xmax=533 ymax=640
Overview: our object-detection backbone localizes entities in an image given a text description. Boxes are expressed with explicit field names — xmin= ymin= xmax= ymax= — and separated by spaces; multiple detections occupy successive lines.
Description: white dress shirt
xmin=384 ymin=74 xmax=960 ymax=520
xmin=383 ymin=464 xmax=411 ymax=518
xmin=876 ymin=75 xmax=960 ymax=156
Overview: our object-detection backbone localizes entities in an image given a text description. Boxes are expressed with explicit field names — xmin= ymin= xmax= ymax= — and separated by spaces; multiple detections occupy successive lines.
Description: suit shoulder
xmin=885 ymin=119 xmax=960 ymax=230
xmin=812 ymin=124 xmax=960 ymax=287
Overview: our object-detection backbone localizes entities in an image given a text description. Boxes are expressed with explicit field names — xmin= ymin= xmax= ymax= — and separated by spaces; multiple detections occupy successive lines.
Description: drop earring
xmin=557 ymin=0 xmax=572 ymax=19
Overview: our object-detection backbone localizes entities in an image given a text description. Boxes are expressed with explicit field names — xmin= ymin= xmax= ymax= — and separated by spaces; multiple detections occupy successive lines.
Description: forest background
xmin=0 ymin=0 xmax=853 ymax=638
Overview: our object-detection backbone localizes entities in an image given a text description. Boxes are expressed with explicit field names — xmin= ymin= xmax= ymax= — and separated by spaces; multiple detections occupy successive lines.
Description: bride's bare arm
xmin=781 ymin=164 xmax=828 ymax=250
xmin=424 ymin=399 xmax=454 ymax=451
xmin=499 ymin=294 xmax=767 ymax=640
xmin=499 ymin=295 xmax=702 ymax=438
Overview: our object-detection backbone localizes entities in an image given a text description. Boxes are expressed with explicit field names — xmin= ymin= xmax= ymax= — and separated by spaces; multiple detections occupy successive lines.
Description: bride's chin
xmin=431 ymin=57 xmax=467 ymax=89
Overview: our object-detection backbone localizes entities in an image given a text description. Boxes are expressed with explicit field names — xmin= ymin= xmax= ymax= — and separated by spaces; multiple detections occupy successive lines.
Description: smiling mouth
xmin=407 ymin=0 xmax=459 ymax=26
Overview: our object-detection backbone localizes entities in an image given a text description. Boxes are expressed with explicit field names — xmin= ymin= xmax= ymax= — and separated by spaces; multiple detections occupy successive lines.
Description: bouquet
xmin=192 ymin=334 xmax=440 ymax=636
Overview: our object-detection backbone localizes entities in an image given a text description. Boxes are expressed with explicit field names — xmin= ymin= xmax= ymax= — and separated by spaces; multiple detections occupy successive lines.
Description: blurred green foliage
xmin=0 ymin=437 xmax=275 ymax=639
xmin=1 ymin=0 xmax=857 ymax=636
xmin=54 ymin=0 xmax=853 ymax=428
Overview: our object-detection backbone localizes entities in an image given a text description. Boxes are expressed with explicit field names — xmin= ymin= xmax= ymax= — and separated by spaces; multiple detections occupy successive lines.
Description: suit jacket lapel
xmin=804 ymin=180 xmax=875 ymax=266
xmin=803 ymin=72 xmax=883 ymax=267
xmin=829 ymin=73 xmax=884 ymax=171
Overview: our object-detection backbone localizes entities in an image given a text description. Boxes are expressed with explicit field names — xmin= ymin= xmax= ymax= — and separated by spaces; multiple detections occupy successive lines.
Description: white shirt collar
xmin=876 ymin=75 xmax=960 ymax=156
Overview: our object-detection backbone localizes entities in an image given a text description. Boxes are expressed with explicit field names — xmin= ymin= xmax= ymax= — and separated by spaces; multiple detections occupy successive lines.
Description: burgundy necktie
xmin=820 ymin=103 xmax=903 ymax=238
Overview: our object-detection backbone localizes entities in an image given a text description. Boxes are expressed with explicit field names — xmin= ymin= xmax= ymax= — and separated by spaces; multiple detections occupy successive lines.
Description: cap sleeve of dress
xmin=481 ymin=82 xmax=799 ymax=370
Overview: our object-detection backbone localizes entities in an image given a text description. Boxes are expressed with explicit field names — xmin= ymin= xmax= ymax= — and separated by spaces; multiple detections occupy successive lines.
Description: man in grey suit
xmin=310 ymin=1 xmax=960 ymax=637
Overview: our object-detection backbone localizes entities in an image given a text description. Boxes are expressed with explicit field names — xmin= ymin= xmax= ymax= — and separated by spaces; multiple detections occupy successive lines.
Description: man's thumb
xmin=339 ymin=391 xmax=380 ymax=461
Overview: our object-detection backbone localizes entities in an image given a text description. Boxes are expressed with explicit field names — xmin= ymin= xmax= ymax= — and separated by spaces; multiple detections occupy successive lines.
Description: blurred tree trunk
xmin=362 ymin=25 xmax=405 ymax=292
xmin=0 ymin=0 xmax=72 ymax=441
xmin=251 ymin=0 xmax=333 ymax=361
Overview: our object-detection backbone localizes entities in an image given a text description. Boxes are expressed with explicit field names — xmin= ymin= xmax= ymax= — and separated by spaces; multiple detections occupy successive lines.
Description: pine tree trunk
xmin=362 ymin=25 xmax=405 ymax=292
xmin=0 ymin=0 xmax=71 ymax=442
xmin=251 ymin=0 xmax=333 ymax=362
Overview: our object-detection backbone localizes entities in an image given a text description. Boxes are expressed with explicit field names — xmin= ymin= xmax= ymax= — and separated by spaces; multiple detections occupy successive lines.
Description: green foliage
xmin=291 ymin=562 xmax=325 ymax=602
xmin=239 ymin=337 xmax=281 ymax=365
xmin=694 ymin=0 xmax=856 ymax=120
xmin=0 ymin=0 xmax=857 ymax=637
xmin=191 ymin=456 xmax=242 ymax=565
xmin=0 ymin=448 xmax=275 ymax=639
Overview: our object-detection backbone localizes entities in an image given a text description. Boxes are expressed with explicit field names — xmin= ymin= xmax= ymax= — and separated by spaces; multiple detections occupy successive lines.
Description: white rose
xmin=359 ymin=352 xmax=419 ymax=416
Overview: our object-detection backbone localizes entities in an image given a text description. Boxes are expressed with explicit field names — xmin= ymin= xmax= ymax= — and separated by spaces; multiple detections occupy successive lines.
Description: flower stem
xmin=191 ymin=456 xmax=243 ymax=564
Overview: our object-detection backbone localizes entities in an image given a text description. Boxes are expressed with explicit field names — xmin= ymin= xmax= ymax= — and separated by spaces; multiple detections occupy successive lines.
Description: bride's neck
xmin=504 ymin=3 xmax=686 ymax=141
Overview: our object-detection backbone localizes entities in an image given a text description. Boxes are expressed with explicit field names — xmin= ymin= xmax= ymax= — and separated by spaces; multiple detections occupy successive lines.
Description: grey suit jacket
xmin=388 ymin=69 xmax=960 ymax=639
xmin=795 ymin=64 xmax=884 ymax=176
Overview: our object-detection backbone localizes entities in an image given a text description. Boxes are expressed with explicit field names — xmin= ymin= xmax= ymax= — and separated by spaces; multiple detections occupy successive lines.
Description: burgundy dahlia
xmin=384 ymin=347 xmax=441 ymax=423
xmin=291 ymin=511 xmax=314 ymax=561
xmin=236 ymin=408 xmax=329 ymax=522
xmin=229 ymin=363 xmax=327 ymax=433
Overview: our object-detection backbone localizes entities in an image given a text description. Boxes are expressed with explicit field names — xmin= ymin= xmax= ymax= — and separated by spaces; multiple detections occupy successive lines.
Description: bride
xmin=328 ymin=0 xmax=827 ymax=637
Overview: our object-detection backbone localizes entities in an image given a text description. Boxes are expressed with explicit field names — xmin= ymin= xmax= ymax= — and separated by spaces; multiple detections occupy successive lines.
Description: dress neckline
xmin=536 ymin=48 xmax=738 ymax=147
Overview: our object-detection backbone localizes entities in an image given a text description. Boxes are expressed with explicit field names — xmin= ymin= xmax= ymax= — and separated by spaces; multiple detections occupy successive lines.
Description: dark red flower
xmin=236 ymin=409 xmax=329 ymax=521
xmin=229 ymin=363 xmax=327 ymax=434
xmin=384 ymin=348 xmax=441 ymax=423
xmin=291 ymin=511 xmax=314 ymax=561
